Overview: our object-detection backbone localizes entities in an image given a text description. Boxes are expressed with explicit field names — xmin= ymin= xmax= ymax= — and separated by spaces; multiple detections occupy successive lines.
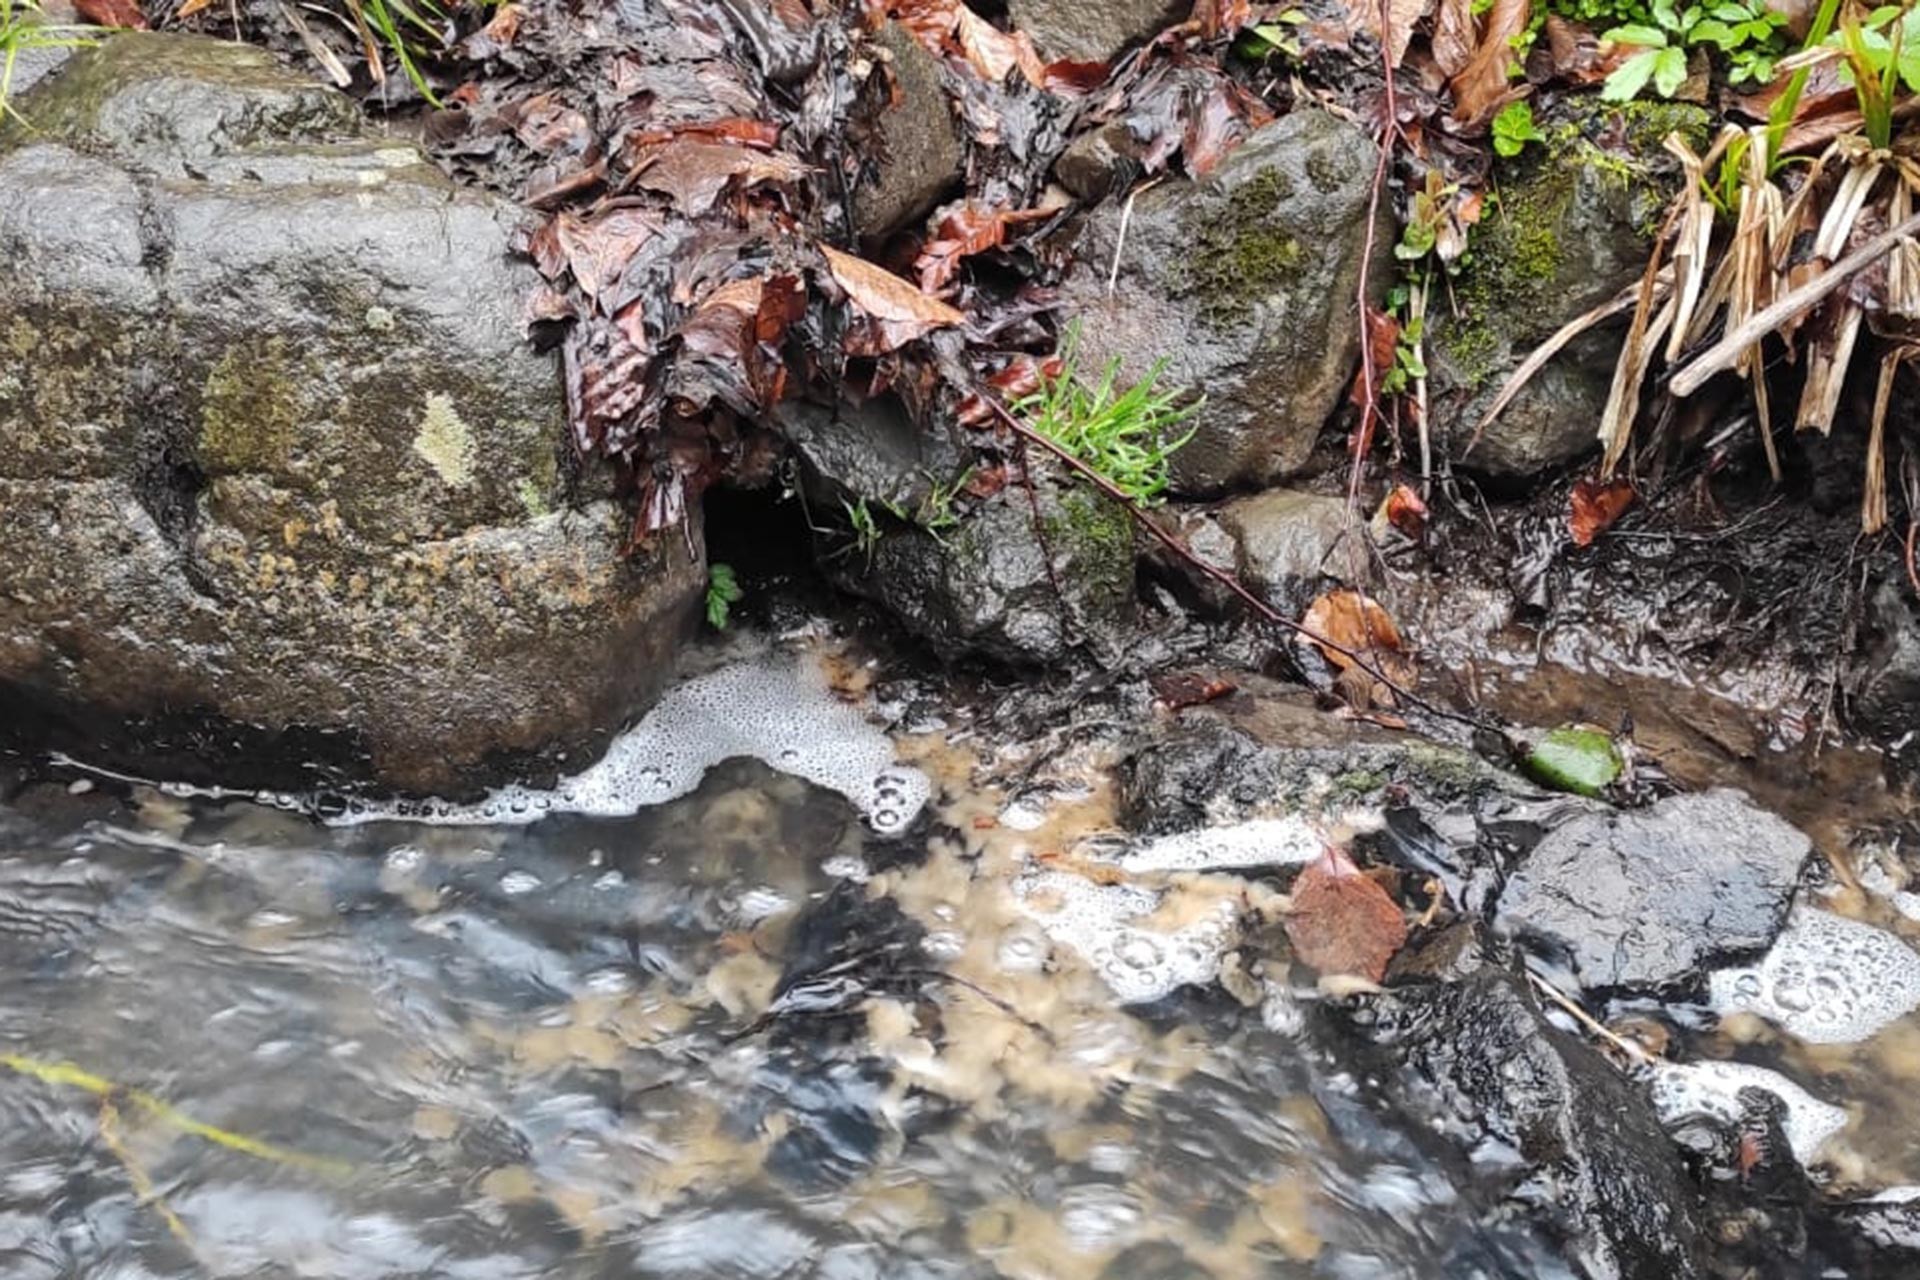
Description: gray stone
xmin=853 ymin=23 xmax=964 ymax=242
xmin=1007 ymin=0 xmax=1189 ymax=63
xmin=820 ymin=472 xmax=1136 ymax=667
xmin=1495 ymin=788 xmax=1811 ymax=993
xmin=0 ymin=35 xmax=702 ymax=794
xmin=1429 ymin=104 xmax=1710 ymax=478
xmin=1057 ymin=108 xmax=1387 ymax=494
xmin=1213 ymin=487 xmax=1364 ymax=616
xmin=1347 ymin=970 xmax=1706 ymax=1280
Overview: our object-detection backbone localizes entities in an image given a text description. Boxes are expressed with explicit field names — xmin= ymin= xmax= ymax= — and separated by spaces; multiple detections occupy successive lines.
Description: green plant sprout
xmin=0 ymin=0 xmax=95 ymax=123
xmin=704 ymin=562 xmax=743 ymax=629
xmin=1011 ymin=323 xmax=1199 ymax=507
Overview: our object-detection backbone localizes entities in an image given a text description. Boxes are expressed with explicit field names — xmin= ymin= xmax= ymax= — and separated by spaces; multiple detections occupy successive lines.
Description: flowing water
xmin=0 ymin=632 xmax=1914 ymax=1278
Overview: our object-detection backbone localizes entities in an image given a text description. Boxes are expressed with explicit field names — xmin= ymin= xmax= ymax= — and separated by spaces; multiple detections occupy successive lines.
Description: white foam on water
xmin=1649 ymin=1060 xmax=1848 ymax=1166
xmin=1115 ymin=816 xmax=1324 ymax=874
xmin=1013 ymin=869 xmax=1240 ymax=1005
xmin=329 ymin=659 xmax=930 ymax=834
xmin=1709 ymin=908 xmax=1920 ymax=1045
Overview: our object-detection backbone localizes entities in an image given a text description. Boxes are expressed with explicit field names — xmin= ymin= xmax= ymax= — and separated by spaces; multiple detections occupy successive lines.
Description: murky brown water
xmin=0 ymin=635 xmax=1914 ymax=1278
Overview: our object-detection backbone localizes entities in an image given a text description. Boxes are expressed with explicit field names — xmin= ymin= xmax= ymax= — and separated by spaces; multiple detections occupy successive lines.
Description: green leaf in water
xmin=1524 ymin=726 xmax=1624 ymax=797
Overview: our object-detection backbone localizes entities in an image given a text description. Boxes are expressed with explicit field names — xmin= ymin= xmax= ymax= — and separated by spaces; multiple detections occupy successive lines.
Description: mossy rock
xmin=0 ymin=35 xmax=700 ymax=794
xmin=1429 ymin=101 xmax=1710 ymax=478
xmin=1055 ymin=107 xmax=1389 ymax=495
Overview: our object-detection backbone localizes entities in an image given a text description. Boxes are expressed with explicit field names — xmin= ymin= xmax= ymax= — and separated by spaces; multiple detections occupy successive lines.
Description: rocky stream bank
xmin=1 ymin=14 xmax=1919 ymax=1280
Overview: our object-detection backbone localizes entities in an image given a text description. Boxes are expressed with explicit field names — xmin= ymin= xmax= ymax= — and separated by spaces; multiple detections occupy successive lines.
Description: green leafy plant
xmin=704 ymin=563 xmax=743 ymax=630
xmin=1232 ymin=9 xmax=1308 ymax=59
xmin=841 ymin=497 xmax=882 ymax=565
xmin=347 ymin=0 xmax=448 ymax=106
xmin=1599 ymin=0 xmax=1787 ymax=100
xmin=0 ymin=0 xmax=94 ymax=122
xmin=1012 ymin=324 xmax=1200 ymax=507
xmin=1491 ymin=101 xmax=1548 ymax=157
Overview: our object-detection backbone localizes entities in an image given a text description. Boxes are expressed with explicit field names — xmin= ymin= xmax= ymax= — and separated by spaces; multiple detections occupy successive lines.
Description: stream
xmin=2 ymin=631 xmax=1916 ymax=1279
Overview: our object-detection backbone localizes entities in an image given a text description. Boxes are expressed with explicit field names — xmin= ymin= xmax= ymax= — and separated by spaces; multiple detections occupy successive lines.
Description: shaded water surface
xmin=0 ymin=642 xmax=1913 ymax=1278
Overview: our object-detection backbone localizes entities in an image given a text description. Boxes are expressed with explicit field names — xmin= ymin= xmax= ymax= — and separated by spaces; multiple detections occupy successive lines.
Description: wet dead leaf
xmin=893 ymin=0 xmax=1044 ymax=86
xmin=1449 ymin=0 xmax=1531 ymax=128
xmin=1431 ymin=0 xmax=1476 ymax=76
xmin=1340 ymin=0 xmax=1429 ymax=67
xmin=1150 ymin=672 xmax=1237 ymax=709
xmin=1351 ymin=307 xmax=1401 ymax=412
xmin=629 ymin=138 xmax=809 ymax=216
xmin=1379 ymin=483 xmax=1429 ymax=540
xmin=820 ymin=244 xmax=965 ymax=354
xmin=76 ymin=0 xmax=146 ymax=26
xmin=1284 ymin=846 xmax=1407 ymax=983
xmin=1301 ymin=589 xmax=1415 ymax=707
xmin=553 ymin=208 xmax=661 ymax=313
xmin=1568 ymin=477 xmax=1635 ymax=546
xmin=914 ymin=201 xmax=1051 ymax=292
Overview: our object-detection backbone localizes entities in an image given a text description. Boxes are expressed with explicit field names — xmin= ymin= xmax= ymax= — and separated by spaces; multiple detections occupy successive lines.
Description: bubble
xmin=325 ymin=658 xmax=931 ymax=835
xmin=498 ymin=871 xmax=542 ymax=896
xmin=1015 ymin=870 xmax=1238 ymax=1005
xmin=1709 ymin=908 xmax=1920 ymax=1045
xmin=1649 ymin=1059 xmax=1847 ymax=1166
xmin=1113 ymin=816 xmax=1325 ymax=875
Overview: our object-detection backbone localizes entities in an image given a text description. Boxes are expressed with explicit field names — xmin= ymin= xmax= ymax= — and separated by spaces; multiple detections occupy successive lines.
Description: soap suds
xmin=1709 ymin=908 xmax=1920 ymax=1045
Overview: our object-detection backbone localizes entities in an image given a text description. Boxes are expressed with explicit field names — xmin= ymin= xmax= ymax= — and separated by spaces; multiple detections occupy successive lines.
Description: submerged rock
xmin=1347 ymin=970 xmax=1706 ymax=1280
xmin=1428 ymin=102 xmax=1709 ymax=478
xmin=1494 ymin=789 xmax=1810 ymax=994
xmin=1006 ymin=0 xmax=1189 ymax=62
xmin=0 ymin=35 xmax=701 ymax=793
xmin=1057 ymin=108 xmax=1386 ymax=494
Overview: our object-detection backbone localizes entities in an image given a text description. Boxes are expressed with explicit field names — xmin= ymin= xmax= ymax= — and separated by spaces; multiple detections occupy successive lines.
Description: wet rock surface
xmin=1494 ymin=788 xmax=1811 ymax=994
xmin=0 ymin=34 xmax=702 ymax=794
xmin=1428 ymin=104 xmax=1709 ymax=478
xmin=1056 ymin=108 xmax=1386 ymax=494
xmin=852 ymin=22 xmax=965 ymax=241
xmin=1850 ymin=578 xmax=1920 ymax=742
xmin=1006 ymin=0 xmax=1190 ymax=63
xmin=1346 ymin=969 xmax=1706 ymax=1280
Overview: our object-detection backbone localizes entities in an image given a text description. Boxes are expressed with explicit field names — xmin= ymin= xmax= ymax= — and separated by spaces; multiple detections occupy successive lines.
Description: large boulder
xmin=1057 ymin=108 xmax=1387 ymax=495
xmin=1428 ymin=102 xmax=1710 ymax=478
xmin=1494 ymin=789 xmax=1810 ymax=994
xmin=0 ymin=35 xmax=702 ymax=794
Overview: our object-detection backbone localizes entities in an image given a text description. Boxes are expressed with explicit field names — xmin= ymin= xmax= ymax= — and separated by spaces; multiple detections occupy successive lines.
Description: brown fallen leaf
xmin=75 ymin=0 xmax=146 ymax=26
xmin=893 ymin=0 xmax=1045 ymax=87
xmin=1150 ymin=672 xmax=1237 ymax=709
xmin=554 ymin=208 xmax=662 ymax=313
xmin=1301 ymin=588 xmax=1416 ymax=705
xmin=1449 ymin=0 xmax=1531 ymax=129
xmin=1351 ymin=306 xmax=1401 ymax=413
xmin=629 ymin=138 xmax=809 ymax=216
xmin=1568 ymin=477 xmax=1634 ymax=546
xmin=1284 ymin=845 xmax=1408 ymax=983
xmin=820 ymin=243 xmax=966 ymax=354
xmin=1379 ymin=483 xmax=1429 ymax=540
xmin=1431 ymin=0 xmax=1477 ymax=76
xmin=913 ymin=201 xmax=1051 ymax=292
xmin=1338 ymin=0 xmax=1430 ymax=67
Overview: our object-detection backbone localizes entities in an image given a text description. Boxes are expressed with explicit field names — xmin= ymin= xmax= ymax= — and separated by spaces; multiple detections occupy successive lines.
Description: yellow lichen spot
xmin=412 ymin=393 xmax=476 ymax=489
xmin=280 ymin=517 xmax=308 ymax=549
xmin=317 ymin=499 xmax=343 ymax=539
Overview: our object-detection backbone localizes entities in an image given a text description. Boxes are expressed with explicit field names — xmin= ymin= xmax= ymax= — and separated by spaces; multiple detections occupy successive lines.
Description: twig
xmin=977 ymin=393 xmax=1487 ymax=732
xmin=1526 ymin=970 xmax=1653 ymax=1067
xmin=99 ymin=1094 xmax=196 ymax=1249
xmin=1669 ymin=210 xmax=1920 ymax=396
xmin=1106 ymin=178 xmax=1162 ymax=300
xmin=1906 ymin=516 xmax=1918 ymax=598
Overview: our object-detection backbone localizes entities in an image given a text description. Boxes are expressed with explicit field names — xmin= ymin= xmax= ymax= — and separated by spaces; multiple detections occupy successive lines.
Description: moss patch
xmin=1045 ymin=486 xmax=1135 ymax=600
xmin=200 ymin=338 xmax=303 ymax=474
xmin=1173 ymin=167 xmax=1304 ymax=327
